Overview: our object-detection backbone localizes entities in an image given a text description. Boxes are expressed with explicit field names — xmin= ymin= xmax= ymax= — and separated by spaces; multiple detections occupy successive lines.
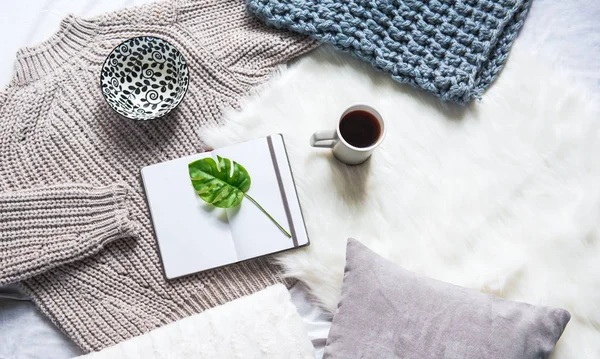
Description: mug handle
xmin=310 ymin=130 xmax=337 ymax=148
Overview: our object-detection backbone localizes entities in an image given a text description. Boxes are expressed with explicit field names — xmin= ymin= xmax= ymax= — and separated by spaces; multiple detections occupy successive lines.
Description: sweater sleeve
xmin=176 ymin=0 xmax=318 ymax=86
xmin=0 ymin=183 xmax=140 ymax=285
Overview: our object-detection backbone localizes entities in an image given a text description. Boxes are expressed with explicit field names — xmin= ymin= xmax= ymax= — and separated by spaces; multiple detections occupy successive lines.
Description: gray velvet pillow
xmin=323 ymin=238 xmax=570 ymax=359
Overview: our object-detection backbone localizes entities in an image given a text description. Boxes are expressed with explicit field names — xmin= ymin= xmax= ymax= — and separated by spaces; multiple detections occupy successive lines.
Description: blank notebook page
xmin=141 ymin=135 xmax=309 ymax=279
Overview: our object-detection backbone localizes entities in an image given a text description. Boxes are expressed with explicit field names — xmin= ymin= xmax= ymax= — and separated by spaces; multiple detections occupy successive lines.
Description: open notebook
xmin=141 ymin=134 xmax=310 ymax=279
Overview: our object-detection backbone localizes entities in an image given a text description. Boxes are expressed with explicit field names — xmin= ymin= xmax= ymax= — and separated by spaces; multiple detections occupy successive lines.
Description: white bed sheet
xmin=0 ymin=1 xmax=598 ymax=358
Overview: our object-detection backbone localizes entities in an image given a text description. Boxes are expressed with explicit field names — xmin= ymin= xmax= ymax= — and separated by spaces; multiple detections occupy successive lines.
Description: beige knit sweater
xmin=0 ymin=0 xmax=315 ymax=352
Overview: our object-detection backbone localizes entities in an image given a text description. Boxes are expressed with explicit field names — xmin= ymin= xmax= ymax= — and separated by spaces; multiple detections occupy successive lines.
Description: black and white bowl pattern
xmin=101 ymin=36 xmax=189 ymax=120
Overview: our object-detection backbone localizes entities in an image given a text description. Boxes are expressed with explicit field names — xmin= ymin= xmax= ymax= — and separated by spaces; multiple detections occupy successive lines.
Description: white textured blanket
xmin=76 ymin=285 xmax=314 ymax=358
xmin=200 ymin=42 xmax=600 ymax=358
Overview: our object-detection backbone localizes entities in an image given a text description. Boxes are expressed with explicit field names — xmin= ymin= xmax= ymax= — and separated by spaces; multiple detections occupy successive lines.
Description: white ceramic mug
xmin=310 ymin=105 xmax=386 ymax=165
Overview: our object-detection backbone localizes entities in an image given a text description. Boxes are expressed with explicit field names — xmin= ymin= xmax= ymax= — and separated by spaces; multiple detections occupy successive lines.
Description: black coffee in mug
xmin=339 ymin=110 xmax=382 ymax=148
xmin=310 ymin=105 xmax=385 ymax=165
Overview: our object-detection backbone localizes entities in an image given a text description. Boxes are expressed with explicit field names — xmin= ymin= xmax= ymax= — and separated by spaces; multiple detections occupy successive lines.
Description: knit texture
xmin=246 ymin=0 xmax=533 ymax=104
xmin=76 ymin=285 xmax=315 ymax=359
xmin=0 ymin=0 xmax=316 ymax=352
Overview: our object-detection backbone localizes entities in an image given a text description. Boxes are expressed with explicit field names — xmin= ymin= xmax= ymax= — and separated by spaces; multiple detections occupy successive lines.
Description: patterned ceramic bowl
xmin=100 ymin=36 xmax=189 ymax=120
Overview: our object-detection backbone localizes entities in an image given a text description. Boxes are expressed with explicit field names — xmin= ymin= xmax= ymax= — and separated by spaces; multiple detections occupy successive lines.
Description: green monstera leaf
xmin=188 ymin=156 xmax=291 ymax=238
xmin=188 ymin=155 xmax=251 ymax=208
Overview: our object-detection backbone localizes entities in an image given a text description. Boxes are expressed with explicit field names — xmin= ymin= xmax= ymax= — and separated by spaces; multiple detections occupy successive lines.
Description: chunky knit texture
xmin=246 ymin=0 xmax=533 ymax=104
xmin=0 ymin=0 xmax=316 ymax=352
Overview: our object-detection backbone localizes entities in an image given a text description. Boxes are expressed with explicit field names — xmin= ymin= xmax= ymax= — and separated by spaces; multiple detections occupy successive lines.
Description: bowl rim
xmin=99 ymin=35 xmax=189 ymax=121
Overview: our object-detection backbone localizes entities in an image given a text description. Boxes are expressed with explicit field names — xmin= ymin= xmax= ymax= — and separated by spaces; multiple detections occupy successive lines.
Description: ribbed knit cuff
xmin=0 ymin=183 xmax=140 ymax=285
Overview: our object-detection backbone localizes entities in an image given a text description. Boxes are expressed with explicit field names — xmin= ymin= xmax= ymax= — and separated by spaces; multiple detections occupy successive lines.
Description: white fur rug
xmin=200 ymin=41 xmax=600 ymax=358
xmin=76 ymin=285 xmax=314 ymax=358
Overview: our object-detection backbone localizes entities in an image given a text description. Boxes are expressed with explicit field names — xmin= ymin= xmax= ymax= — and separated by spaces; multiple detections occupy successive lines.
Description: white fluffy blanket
xmin=201 ymin=42 xmax=600 ymax=358
xmin=76 ymin=285 xmax=314 ymax=358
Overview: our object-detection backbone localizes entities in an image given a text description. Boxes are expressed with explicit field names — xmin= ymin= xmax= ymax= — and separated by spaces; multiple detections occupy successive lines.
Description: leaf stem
xmin=244 ymin=193 xmax=292 ymax=238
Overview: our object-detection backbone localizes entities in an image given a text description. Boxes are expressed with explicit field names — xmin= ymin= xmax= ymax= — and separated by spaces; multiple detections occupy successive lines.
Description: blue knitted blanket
xmin=246 ymin=0 xmax=532 ymax=104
